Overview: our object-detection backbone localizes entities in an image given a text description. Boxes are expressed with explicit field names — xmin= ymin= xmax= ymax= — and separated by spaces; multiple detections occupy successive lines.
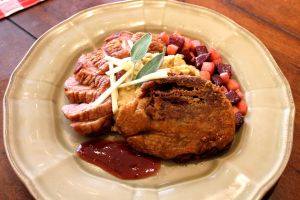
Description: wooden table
xmin=0 ymin=0 xmax=299 ymax=199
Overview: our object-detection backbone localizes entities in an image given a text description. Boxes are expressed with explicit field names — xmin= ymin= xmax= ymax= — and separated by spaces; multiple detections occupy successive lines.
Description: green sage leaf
xmin=130 ymin=33 xmax=152 ymax=63
xmin=135 ymin=48 xmax=166 ymax=80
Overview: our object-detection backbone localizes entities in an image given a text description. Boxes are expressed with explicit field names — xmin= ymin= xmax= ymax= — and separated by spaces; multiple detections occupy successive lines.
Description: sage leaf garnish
xmin=135 ymin=48 xmax=166 ymax=80
xmin=130 ymin=33 xmax=152 ymax=63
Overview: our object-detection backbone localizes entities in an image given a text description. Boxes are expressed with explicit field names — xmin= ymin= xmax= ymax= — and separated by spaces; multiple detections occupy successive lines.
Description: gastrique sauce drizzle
xmin=77 ymin=140 xmax=161 ymax=179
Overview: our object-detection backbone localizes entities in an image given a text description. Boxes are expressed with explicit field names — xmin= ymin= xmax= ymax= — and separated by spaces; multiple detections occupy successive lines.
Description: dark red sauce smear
xmin=77 ymin=140 xmax=161 ymax=180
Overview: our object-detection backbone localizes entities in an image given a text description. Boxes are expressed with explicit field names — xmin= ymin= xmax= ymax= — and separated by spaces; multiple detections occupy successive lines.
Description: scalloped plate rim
xmin=3 ymin=0 xmax=295 ymax=199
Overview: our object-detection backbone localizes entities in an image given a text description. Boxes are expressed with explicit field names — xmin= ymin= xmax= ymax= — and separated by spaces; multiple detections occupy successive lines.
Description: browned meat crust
xmin=114 ymin=99 xmax=151 ymax=136
xmin=115 ymin=75 xmax=235 ymax=159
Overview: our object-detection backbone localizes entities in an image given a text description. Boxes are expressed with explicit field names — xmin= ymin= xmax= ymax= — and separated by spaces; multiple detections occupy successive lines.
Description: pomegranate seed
xmin=167 ymin=44 xmax=179 ymax=55
xmin=195 ymin=53 xmax=210 ymax=69
xmin=201 ymin=62 xmax=215 ymax=75
xmin=213 ymin=57 xmax=222 ymax=65
xmin=200 ymin=71 xmax=211 ymax=81
xmin=237 ymin=100 xmax=248 ymax=115
xmin=225 ymin=90 xmax=241 ymax=105
xmin=227 ymin=79 xmax=240 ymax=91
xmin=211 ymin=75 xmax=223 ymax=86
xmin=159 ymin=32 xmax=169 ymax=44
xmin=220 ymin=72 xmax=230 ymax=83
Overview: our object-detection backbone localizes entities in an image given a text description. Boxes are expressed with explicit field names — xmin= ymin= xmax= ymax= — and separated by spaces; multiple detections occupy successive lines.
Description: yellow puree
xmin=117 ymin=53 xmax=200 ymax=107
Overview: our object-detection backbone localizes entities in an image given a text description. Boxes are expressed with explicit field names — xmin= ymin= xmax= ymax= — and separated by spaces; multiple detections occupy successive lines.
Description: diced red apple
xmin=209 ymin=48 xmax=220 ymax=59
xmin=201 ymin=62 xmax=215 ymax=75
xmin=209 ymin=48 xmax=222 ymax=65
xmin=159 ymin=32 xmax=169 ymax=44
xmin=183 ymin=37 xmax=192 ymax=50
xmin=220 ymin=72 xmax=230 ymax=83
xmin=227 ymin=79 xmax=240 ymax=91
xmin=167 ymin=44 xmax=179 ymax=55
xmin=237 ymin=100 xmax=248 ymax=115
xmin=200 ymin=71 xmax=211 ymax=81
xmin=235 ymin=89 xmax=244 ymax=98
xmin=213 ymin=58 xmax=222 ymax=65
xmin=190 ymin=40 xmax=201 ymax=51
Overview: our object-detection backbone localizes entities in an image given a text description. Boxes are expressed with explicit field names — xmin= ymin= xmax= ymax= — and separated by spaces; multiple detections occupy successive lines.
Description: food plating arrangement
xmin=61 ymin=31 xmax=247 ymax=179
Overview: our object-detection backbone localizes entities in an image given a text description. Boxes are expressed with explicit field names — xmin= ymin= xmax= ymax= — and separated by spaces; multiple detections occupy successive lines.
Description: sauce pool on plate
xmin=76 ymin=140 xmax=161 ymax=180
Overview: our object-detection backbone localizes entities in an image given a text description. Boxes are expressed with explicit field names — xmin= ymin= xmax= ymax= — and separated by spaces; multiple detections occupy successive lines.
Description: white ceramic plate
xmin=3 ymin=1 xmax=295 ymax=199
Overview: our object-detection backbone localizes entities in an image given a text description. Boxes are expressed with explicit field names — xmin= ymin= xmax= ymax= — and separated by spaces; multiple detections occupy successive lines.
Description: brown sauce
xmin=77 ymin=140 xmax=161 ymax=180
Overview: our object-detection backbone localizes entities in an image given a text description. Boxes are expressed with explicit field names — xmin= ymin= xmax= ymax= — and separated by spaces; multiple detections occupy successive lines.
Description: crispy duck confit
xmin=115 ymin=75 xmax=235 ymax=159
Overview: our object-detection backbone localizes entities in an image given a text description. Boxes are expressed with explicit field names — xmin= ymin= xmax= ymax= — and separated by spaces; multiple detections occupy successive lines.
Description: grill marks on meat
xmin=115 ymin=76 xmax=235 ymax=159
